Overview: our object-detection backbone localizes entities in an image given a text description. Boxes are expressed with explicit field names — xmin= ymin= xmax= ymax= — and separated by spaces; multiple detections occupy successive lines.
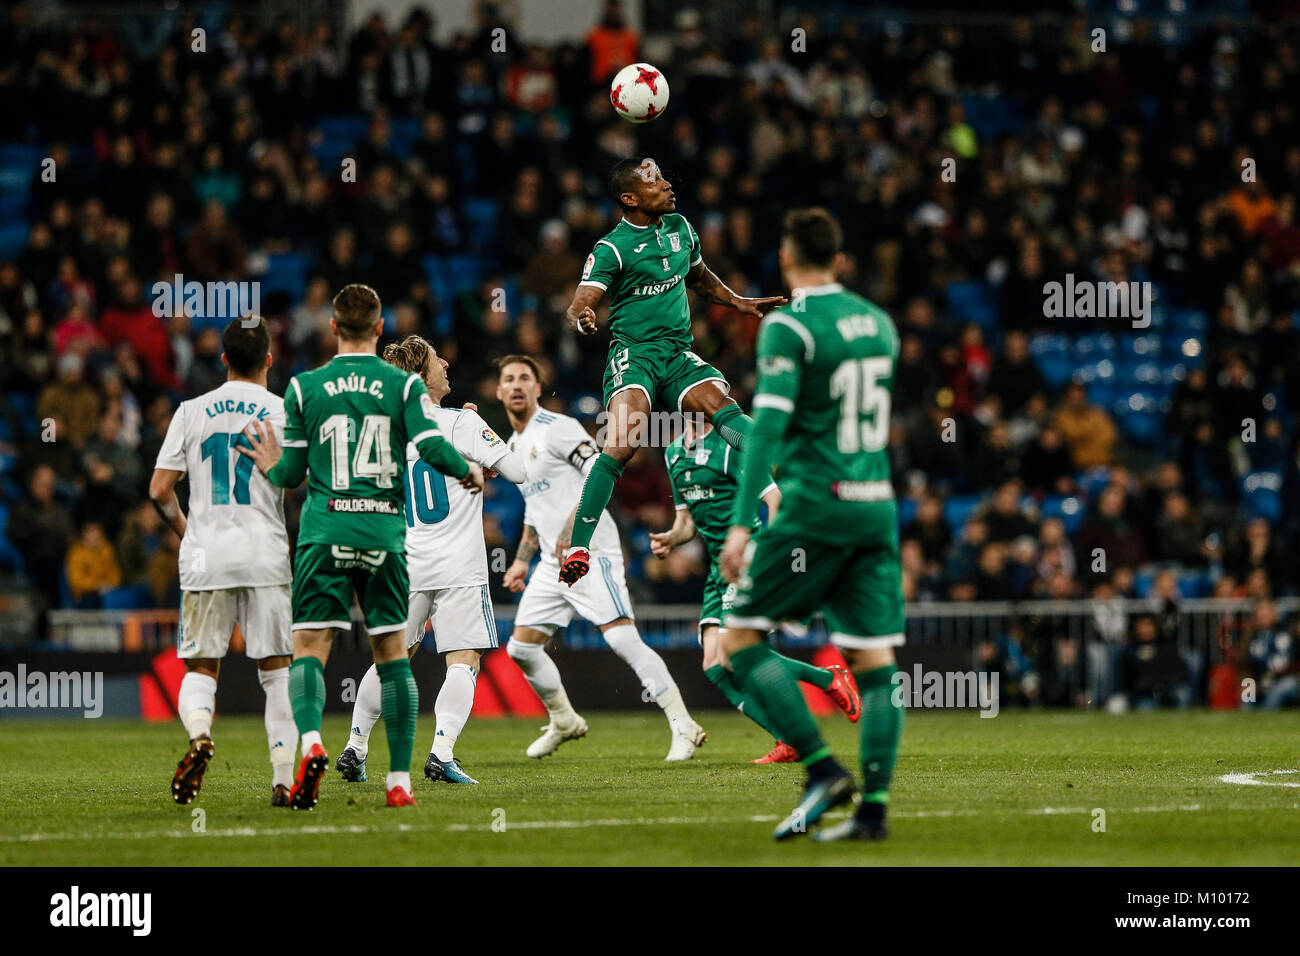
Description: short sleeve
xmin=452 ymin=410 xmax=511 ymax=470
xmin=154 ymin=403 xmax=187 ymax=472
xmin=550 ymin=417 xmax=599 ymax=471
xmin=752 ymin=313 xmax=810 ymax=415
xmin=579 ymin=240 xmax=622 ymax=292
xmin=282 ymin=378 xmax=307 ymax=448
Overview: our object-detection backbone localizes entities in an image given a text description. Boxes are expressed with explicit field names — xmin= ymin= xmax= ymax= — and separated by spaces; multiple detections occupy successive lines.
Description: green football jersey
xmin=282 ymin=353 xmax=449 ymax=552
xmin=579 ymin=213 xmax=701 ymax=351
xmin=741 ymin=283 xmax=900 ymax=545
xmin=664 ymin=426 xmax=769 ymax=561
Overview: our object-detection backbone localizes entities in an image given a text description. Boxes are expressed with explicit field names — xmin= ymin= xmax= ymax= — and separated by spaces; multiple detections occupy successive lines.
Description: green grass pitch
xmin=2 ymin=710 xmax=1297 ymax=866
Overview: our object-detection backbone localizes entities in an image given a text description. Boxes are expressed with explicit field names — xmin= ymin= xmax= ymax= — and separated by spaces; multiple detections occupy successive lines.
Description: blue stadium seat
xmin=943 ymin=494 xmax=982 ymax=533
xmin=0 ymin=503 xmax=22 ymax=573
xmin=1039 ymin=495 xmax=1085 ymax=535
xmin=0 ymin=143 xmax=43 ymax=169
xmin=1171 ymin=308 xmax=1208 ymax=334
xmin=462 ymin=198 xmax=500 ymax=253
xmin=897 ymin=497 xmax=918 ymax=528
xmin=0 ymin=222 xmax=29 ymax=260
xmin=439 ymin=254 xmax=482 ymax=296
xmin=1242 ymin=471 xmax=1283 ymax=522
xmin=260 ymin=252 xmax=307 ymax=302
xmin=101 ymin=585 xmax=152 ymax=610
xmin=0 ymin=168 xmax=31 ymax=219
xmin=1077 ymin=467 xmax=1113 ymax=498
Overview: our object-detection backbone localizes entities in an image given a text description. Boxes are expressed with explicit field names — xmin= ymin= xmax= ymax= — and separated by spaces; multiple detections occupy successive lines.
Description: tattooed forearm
xmin=516 ymin=524 xmax=539 ymax=563
xmin=686 ymin=262 xmax=737 ymax=307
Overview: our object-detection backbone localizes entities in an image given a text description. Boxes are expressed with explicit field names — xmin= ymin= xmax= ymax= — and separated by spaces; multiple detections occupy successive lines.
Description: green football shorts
xmin=602 ymin=340 xmax=727 ymax=410
xmin=697 ymin=562 xmax=737 ymax=641
xmin=724 ymin=528 xmax=905 ymax=649
xmin=291 ymin=543 xmax=409 ymax=637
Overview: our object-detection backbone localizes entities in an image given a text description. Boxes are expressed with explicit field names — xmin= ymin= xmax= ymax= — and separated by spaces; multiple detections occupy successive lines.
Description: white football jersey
xmin=405 ymin=406 xmax=512 ymax=589
xmin=510 ymin=408 xmax=621 ymax=562
xmin=155 ymin=381 xmax=291 ymax=591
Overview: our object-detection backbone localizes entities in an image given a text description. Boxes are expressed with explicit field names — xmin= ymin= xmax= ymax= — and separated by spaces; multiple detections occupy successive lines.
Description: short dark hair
xmin=496 ymin=354 xmax=544 ymax=385
xmin=782 ymin=208 xmax=842 ymax=268
xmin=332 ymin=283 xmax=382 ymax=340
xmin=609 ymin=157 xmax=651 ymax=210
xmin=222 ymin=317 xmax=270 ymax=376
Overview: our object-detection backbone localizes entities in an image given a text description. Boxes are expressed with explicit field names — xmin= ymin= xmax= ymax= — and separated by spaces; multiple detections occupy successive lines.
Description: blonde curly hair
xmin=381 ymin=334 xmax=433 ymax=376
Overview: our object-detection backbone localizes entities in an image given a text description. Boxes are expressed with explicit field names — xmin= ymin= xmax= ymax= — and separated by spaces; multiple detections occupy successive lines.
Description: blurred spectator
xmin=1052 ymin=381 xmax=1117 ymax=469
xmin=65 ymin=521 xmax=123 ymax=605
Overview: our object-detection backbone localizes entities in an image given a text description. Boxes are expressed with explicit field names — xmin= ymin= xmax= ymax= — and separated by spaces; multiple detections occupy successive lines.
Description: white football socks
xmin=257 ymin=666 xmax=296 ymax=790
xmin=346 ymin=663 xmax=383 ymax=759
xmin=178 ymin=671 xmax=217 ymax=740
xmin=300 ymin=730 xmax=323 ymax=758
xmin=386 ymin=771 xmax=411 ymax=792
xmin=507 ymin=639 xmax=577 ymax=721
xmin=602 ymin=624 xmax=692 ymax=729
xmin=432 ymin=662 xmax=477 ymax=761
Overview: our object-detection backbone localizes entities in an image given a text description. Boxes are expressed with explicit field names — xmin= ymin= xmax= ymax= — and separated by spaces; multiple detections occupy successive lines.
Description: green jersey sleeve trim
xmin=762 ymin=313 xmax=815 ymax=361
xmin=283 ymin=377 xmax=306 ymax=445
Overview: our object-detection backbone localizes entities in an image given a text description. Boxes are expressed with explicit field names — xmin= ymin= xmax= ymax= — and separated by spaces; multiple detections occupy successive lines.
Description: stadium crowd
xmin=0 ymin=1 xmax=1298 ymax=706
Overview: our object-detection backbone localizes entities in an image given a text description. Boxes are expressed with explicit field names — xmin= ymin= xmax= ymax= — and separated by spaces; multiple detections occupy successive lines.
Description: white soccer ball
xmin=609 ymin=62 xmax=669 ymax=123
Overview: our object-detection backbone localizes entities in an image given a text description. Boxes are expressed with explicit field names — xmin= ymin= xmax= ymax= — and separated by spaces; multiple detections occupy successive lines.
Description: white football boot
xmin=525 ymin=713 xmax=589 ymax=758
xmin=664 ymin=718 xmax=707 ymax=761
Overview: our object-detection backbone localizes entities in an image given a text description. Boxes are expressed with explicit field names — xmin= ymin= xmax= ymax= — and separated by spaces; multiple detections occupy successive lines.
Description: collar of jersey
xmin=620 ymin=217 xmax=659 ymax=230
xmin=800 ymin=282 xmax=844 ymax=296
xmin=331 ymin=352 xmax=380 ymax=361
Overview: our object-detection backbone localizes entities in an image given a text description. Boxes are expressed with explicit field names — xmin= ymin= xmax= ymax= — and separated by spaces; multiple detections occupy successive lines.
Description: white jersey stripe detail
xmin=596 ymin=239 xmax=623 ymax=269
xmin=753 ymin=394 xmax=795 ymax=412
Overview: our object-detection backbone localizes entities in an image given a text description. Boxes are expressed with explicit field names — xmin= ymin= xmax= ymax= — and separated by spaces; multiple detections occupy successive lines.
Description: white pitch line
xmin=1218 ymin=769 xmax=1300 ymax=788
xmin=0 ymin=804 xmax=1216 ymax=844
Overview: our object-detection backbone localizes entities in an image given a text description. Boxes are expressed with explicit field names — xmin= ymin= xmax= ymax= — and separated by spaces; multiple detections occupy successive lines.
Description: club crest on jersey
xmin=693 ymin=449 xmax=711 ymax=466
xmin=669 ymin=232 xmax=681 ymax=252
xmin=662 ymin=258 xmax=670 ymax=272
xmin=482 ymin=427 xmax=502 ymax=446
xmin=582 ymin=254 xmax=595 ymax=280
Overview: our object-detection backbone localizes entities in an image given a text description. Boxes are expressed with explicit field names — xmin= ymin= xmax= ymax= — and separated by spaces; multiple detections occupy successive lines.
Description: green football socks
xmin=570 ymin=453 xmax=624 ymax=550
xmin=856 ymin=664 xmax=902 ymax=804
xmin=289 ymin=657 xmax=325 ymax=736
xmin=377 ymin=658 xmax=419 ymax=773
xmin=710 ymin=403 xmax=752 ymax=451
xmin=728 ymin=644 xmax=828 ymax=763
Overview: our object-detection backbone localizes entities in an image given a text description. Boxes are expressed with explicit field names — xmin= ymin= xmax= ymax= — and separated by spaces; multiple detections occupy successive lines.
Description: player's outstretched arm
xmin=686 ymin=261 xmax=787 ymax=317
xmin=504 ymin=523 xmax=539 ymax=592
xmin=565 ymin=284 xmax=602 ymax=335
xmin=148 ymin=469 xmax=187 ymax=537
xmin=649 ymin=507 xmax=695 ymax=558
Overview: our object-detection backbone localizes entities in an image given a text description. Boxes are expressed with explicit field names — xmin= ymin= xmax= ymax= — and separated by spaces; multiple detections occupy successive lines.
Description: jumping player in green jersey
xmin=239 ymin=284 xmax=485 ymax=810
xmin=719 ymin=209 xmax=905 ymax=843
xmin=651 ymin=418 xmax=861 ymax=763
xmin=558 ymin=156 xmax=787 ymax=587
